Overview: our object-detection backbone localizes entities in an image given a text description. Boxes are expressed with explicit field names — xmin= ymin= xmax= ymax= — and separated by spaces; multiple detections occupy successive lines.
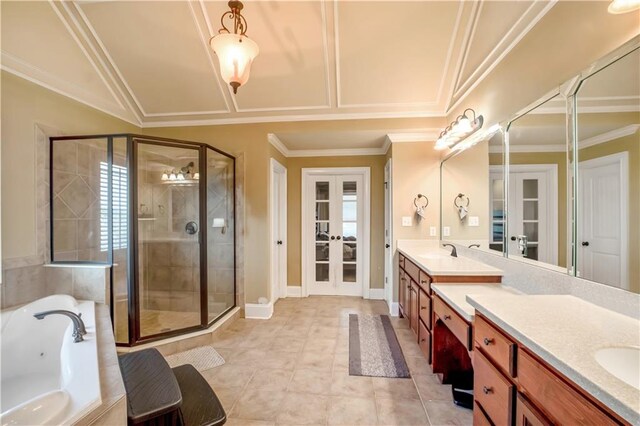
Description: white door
xmin=384 ymin=160 xmax=393 ymax=309
xmin=578 ymin=153 xmax=628 ymax=289
xmin=270 ymin=159 xmax=287 ymax=301
xmin=304 ymin=170 xmax=368 ymax=296
xmin=506 ymin=165 xmax=557 ymax=264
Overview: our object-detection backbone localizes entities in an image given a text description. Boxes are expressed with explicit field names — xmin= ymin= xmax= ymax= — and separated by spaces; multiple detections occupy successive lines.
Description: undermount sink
xmin=594 ymin=346 xmax=640 ymax=390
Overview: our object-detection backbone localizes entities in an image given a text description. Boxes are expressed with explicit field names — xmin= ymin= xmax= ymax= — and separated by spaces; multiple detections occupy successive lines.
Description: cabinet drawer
xmin=515 ymin=394 xmax=551 ymax=426
xmin=403 ymin=259 xmax=421 ymax=285
xmin=474 ymin=315 xmax=516 ymax=377
xmin=418 ymin=270 xmax=432 ymax=292
xmin=433 ymin=296 xmax=471 ymax=350
xmin=418 ymin=289 xmax=431 ymax=329
xmin=474 ymin=349 xmax=515 ymax=426
xmin=517 ymin=350 xmax=617 ymax=425
xmin=473 ymin=402 xmax=493 ymax=426
xmin=418 ymin=319 xmax=431 ymax=362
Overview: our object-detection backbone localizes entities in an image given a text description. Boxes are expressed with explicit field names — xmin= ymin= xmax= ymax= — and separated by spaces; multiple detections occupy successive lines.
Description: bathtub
xmin=1 ymin=295 xmax=101 ymax=425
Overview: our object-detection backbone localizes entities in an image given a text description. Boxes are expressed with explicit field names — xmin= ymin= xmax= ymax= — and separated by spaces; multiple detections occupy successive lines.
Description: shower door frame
xmin=49 ymin=134 xmax=237 ymax=347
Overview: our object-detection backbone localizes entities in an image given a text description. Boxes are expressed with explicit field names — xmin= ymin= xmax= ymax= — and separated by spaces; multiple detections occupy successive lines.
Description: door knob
xmin=581 ymin=241 xmax=589 ymax=247
xmin=385 ymin=244 xmax=390 ymax=248
xmin=276 ymin=240 xmax=283 ymax=245
xmin=330 ymin=236 xmax=336 ymax=240
xmin=510 ymin=236 xmax=516 ymax=241
xmin=336 ymin=236 xmax=342 ymax=240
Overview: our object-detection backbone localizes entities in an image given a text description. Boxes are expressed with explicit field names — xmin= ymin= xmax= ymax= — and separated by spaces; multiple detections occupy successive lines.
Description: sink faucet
xmin=442 ymin=243 xmax=458 ymax=258
xmin=34 ymin=310 xmax=87 ymax=343
xmin=468 ymin=244 xmax=480 ymax=249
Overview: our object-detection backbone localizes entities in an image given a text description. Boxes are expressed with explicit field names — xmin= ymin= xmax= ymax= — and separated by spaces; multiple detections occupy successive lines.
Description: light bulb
xmin=177 ymin=173 xmax=185 ymax=181
xmin=456 ymin=116 xmax=472 ymax=134
xmin=169 ymin=173 xmax=177 ymax=181
xmin=608 ymin=0 xmax=640 ymax=13
xmin=194 ymin=172 xmax=200 ymax=180
xmin=161 ymin=172 xmax=169 ymax=181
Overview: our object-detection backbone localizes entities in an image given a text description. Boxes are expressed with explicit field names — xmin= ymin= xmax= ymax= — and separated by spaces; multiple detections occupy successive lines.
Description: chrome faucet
xmin=468 ymin=244 xmax=480 ymax=249
xmin=34 ymin=310 xmax=87 ymax=343
xmin=442 ymin=243 xmax=458 ymax=258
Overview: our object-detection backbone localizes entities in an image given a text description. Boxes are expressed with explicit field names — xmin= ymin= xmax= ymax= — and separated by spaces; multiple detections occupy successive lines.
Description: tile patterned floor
xmin=176 ymin=296 xmax=472 ymax=426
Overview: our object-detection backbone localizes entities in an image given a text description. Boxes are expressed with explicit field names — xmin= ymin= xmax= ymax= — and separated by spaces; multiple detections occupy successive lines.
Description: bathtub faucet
xmin=34 ymin=310 xmax=87 ymax=343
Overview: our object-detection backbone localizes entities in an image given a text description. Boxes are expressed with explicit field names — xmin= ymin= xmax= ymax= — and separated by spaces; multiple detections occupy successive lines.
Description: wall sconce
xmin=435 ymin=108 xmax=484 ymax=150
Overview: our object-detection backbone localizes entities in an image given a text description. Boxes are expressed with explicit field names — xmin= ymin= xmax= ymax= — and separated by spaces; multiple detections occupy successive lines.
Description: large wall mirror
xmin=441 ymin=130 xmax=504 ymax=254
xmin=505 ymin=94 xmax=568 ymax=271
xmin=440 ymin=36 xmax=639 ymax=295
xmin=574 ymin=46 xmax=639 ymax=293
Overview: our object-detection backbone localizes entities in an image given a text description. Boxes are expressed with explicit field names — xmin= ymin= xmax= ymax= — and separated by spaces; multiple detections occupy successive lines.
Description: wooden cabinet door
xmin=409 ymin=281 xmax=419 ymax=334
xmin=515 ymin=394 xmax=551 ymax=426
xmin=399 ymin=271 xmax=407 ymax=314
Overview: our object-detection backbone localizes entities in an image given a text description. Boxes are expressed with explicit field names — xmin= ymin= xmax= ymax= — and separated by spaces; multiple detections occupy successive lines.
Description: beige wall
xmin=441 ymin=140 xmax=490 ymax=241
xmin=284 ymin=155 xmax=386 ymax=289
xmin=448 ymin=2 xmax=640 ymax=125
xmin=391 ymin=142 xmax=441 ymax=242
xmin=1 ymin=72 xmax=138 ymax=260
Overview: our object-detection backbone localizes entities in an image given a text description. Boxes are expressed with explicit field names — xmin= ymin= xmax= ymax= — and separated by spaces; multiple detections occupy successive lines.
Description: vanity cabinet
xmin=473 ymin=314 xmax=627 ymax=426
xmin=397 ymin=253 xmax=501 ymax=367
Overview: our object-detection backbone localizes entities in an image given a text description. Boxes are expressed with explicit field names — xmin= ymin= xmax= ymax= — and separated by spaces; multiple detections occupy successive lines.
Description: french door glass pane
xmin=315 ymin=223 xmax=330 ymax=240
xmin=316 ymin=243 xmax=329 ymax=261
xmin=343 ymin=243 xmax=357 ymax=261
xmin=343 ymin=181 xmax=357 ymax=199
xmin=523 ymin=179 xmax=538 ymax=198
xmin=343 ymin=202 xmax=357 ymax=221
xmin=343 ymin=264 xmax=356 ymax=282
xmin=523 ymin=222 xmax=539 ymax=242
xmin=316 ymin=182 xmax=329 ymax=200
xmin=316 ymin=202 xmax=329 ymax=220
xmin=316 ymin=263 xmax=329 ymax=281
xmin=492 ymin=179 xmax=504 ymax=199
xmin=343 ymin=223 xmax=357 ymax=240
xmin=523 ymin=200 xmax=538 ymax=220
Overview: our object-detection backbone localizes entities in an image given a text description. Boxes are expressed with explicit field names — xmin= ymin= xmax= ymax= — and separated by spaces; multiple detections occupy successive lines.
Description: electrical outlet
xmin=402 ymin=216 xmax=412 ymax=227
xmin=429 ymin=226 xmax=437 ymax=237
xmin=443 ymin=226 xmax=451 ymax=237
xmin=469 ymin=216 xmax=479 ymax=227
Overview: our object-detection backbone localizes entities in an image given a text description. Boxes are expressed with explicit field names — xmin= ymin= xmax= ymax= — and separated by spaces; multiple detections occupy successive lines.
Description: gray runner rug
xmin=349 ymin=314 xmax=410 ymax=378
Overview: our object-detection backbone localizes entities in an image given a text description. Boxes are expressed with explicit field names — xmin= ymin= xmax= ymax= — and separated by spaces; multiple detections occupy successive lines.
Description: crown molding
xmin=386 ymin=131 xmax=440 ymax=143
xmin=580 ymin=124 xmax=640 ymax=149
xmin=491 ymin=144 xmax=566 ymax=154
xmin=268 ymin=133 xmax=290 ymax=157
xmin=268 ymin=133 xmax=388 ymax=158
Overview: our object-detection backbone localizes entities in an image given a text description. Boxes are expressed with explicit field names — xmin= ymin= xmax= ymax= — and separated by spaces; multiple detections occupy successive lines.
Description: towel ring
xmin=414 ymin=194 xmax=429 ymax=209
xmin=454 ymin=193 xmax=469 ymax=208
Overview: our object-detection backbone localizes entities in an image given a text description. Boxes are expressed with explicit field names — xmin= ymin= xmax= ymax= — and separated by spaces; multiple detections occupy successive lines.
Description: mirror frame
xmin=441 ymin=35 xmax=639 ymax=292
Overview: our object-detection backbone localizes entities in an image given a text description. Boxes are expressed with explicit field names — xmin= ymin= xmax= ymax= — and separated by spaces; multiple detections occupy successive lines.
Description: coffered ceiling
xmin=1 ymin=0 xmax=557 ymax=128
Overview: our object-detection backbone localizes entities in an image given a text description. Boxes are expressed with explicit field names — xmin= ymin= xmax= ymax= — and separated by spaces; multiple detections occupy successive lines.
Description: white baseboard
xmin=287 ymin=286 xmax=302 ymax=297
xmin=389 ymin=302 xmax=399 ymax=317
xmin=367 ymin=288 xmax=385 ymax=300
xmin=245 ymin=302 xmax=273 ymax=319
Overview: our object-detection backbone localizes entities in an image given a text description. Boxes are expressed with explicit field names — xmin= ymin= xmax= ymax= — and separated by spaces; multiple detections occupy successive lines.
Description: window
xmin=100 ymin=162 xmax=128 ymax=251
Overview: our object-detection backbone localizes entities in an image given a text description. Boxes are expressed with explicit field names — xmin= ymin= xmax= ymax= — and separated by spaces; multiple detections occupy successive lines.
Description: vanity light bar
xmin=435 ymin=108 xmax=484 ymax=150
xmin=452 ymin=123 xmax=502 ymax=152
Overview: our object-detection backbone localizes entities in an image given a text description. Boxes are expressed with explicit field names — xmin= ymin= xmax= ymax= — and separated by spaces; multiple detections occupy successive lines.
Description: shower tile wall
xmin=52 ymin=140 xmax=107 ymax=262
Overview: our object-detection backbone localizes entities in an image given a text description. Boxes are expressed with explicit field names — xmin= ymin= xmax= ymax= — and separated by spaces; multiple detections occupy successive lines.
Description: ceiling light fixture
xmin=608 ymin=0 xmax=640 ymax=13
xmin=209 ymin=1 xmax=259 ymax=94
xmin=435 ymin=108 xmax=484 ymax=150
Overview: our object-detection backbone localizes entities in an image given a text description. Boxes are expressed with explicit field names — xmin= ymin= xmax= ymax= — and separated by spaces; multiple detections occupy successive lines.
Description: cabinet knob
xmin=421 ymin=280 xmax=428 ymax=284
xmin=443 ymin=315 xmax=451 ymax=320
xmin=482 ymin=386 xmax=493 ymax=395
xmin=407 ymin=285 xmax=411 ymax=289
xmin=420 ymin=306 xmax=426 ymax=310
xmin=483 ymin=337 xmax=494 ymax=346
xmin=421 ymin=338 xmax=426 ymax=342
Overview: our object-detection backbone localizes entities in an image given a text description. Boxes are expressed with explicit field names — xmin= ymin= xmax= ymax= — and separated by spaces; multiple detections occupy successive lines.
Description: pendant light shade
xmin=210 ymin=33 xmax=259 ymax=94
xmin=210 ymin=1 xmax=259 ymax=94
xmin=608 ymin=0 xmax=640 ymax=13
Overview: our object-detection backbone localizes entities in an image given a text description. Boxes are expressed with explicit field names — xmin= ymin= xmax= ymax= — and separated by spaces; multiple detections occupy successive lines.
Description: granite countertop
xmin=398 ymin=245 xmax=504 ymax=277
xmin=467 ymin=294 xmax=640 ymax=424
xmin=431 ymin=283 xmax=522 ymax=322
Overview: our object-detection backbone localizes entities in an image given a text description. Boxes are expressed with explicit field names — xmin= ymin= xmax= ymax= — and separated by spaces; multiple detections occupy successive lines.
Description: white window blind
xmin=100 ymin=162 xmax=128 ymax=251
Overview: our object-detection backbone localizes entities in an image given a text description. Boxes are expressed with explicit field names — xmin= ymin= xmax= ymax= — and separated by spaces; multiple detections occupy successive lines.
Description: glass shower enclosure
xmin=49 ymin=134 xmax=236 ymax=346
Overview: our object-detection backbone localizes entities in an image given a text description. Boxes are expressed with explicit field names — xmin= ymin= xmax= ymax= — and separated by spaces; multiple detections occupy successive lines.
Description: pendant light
xmin=210 ymin=1 xmax=259 ymax=94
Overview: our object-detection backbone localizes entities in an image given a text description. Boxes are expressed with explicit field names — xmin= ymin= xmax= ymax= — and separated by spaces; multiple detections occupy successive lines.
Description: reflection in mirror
xmin=506 ymin=95 xmax=567 ymax=270
xmin=441 ymin=130 xmax=504 ymax=254
xmin=576 ymin=47 xmax=640 ymax=294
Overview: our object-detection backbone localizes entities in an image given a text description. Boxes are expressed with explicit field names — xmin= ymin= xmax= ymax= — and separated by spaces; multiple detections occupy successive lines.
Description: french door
xmin=303 ymin=169 xmax=369 ymax=296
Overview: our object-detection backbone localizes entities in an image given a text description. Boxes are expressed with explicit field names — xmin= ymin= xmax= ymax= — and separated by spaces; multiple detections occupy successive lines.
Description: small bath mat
xmin=349 ymin=314 xmax=410 ymax=378
xmin=165 ymin=345 xmax=225 ymax=371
